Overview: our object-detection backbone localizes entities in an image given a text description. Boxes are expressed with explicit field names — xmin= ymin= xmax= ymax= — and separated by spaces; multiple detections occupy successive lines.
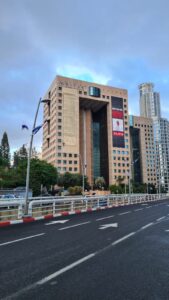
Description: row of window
xmin=113 ymin=163 xmax=130 ymax=167
xmin=58 ymin=167 xmax=78 ymax=172
xmin=57 ymin=160 xmax=78 ymax=165
xmin=57 ymin=153 xmax=78 ymax=158
xmin=113 ymin=169 xmax=130 ymax=174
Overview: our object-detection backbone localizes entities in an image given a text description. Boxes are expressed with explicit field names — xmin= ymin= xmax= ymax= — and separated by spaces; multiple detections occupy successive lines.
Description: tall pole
xmin=24 ymin=98 xmax=42 ymax=215
xmin=79 ymin=154 xmax=85 ymax=196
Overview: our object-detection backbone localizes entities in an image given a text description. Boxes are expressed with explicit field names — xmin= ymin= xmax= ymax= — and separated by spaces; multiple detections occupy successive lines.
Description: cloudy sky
xmin=1 ymin=0 xmax=169 ymax=153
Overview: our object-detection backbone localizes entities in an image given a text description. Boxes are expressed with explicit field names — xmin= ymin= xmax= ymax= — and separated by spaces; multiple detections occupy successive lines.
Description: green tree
xmin=58 ymin=172 xmax=89 ymax=190
xmin=13 ymin=144 xmax=28 ymax=167
xmin=1 ymin=132 xmax=10 ymax=167
xmin=95 ymin=177 xmax=106 ymax=190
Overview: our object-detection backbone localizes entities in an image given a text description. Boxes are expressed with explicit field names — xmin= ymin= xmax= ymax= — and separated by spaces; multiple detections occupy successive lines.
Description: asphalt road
xmin=1 ymin=200 xmax=169 ymax=300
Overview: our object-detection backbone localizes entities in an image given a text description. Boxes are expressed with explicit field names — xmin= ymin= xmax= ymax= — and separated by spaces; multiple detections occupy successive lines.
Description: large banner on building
xmin=111 ymin=97 xmax=125 ymax=148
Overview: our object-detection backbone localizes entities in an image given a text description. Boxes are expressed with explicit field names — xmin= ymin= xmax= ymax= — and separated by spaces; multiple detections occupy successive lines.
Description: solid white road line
xmin=111 ymin=232 xmax=135 ymax=246
xmin=118 ymin=211 xmax=131 ymax=216
xmin=146 ymin=206 xmax=152 ymax=209
xmin=58 ymin=221 xmax=91 ymax=231
xmin=38 ymin=253 xmax=95 ymax=285
xmin=141 ymin=223 xmax=153 ymax=230
xmin=156 ymin=216 xmax=165 ymax=221
xmin=96 ymin=215 xmax=114 ymax=221
xmin=134 ymin=208 xmax=143 ymax=212
xmin=0 ymin=233 xmax=45 ymax=247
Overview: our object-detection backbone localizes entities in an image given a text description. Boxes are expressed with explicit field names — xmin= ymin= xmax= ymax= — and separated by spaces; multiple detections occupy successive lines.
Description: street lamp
xmin=24 ymin=98 xmax=50 ymax=216
xmin=78 ymin=154 xmax=87 ymax=196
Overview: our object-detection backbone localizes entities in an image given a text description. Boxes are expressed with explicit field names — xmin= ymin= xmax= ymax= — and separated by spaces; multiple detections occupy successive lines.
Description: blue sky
xmin=1 ymin=0 xmax=169 ymax=153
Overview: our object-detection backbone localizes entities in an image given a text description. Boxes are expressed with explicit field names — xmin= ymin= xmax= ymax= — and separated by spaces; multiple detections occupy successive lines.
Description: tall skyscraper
xmin=139 ymin=82 xmax=169 ymax=192
xmin=42 ymin=75 xmax=131 ymax=187
xmin=139 ymin=83 xmax=161 ymax=118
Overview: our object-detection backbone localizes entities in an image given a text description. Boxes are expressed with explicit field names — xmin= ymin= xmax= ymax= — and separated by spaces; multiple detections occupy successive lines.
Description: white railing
xmin=0 ymin=193 xmax=168 ymax=222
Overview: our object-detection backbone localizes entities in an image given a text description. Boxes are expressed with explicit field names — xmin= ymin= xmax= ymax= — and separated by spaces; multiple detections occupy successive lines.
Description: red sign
xmin=112 ymin=110 xmax=123 ymax=119
xmin=113 ymin=131 xmax=124 ymax=137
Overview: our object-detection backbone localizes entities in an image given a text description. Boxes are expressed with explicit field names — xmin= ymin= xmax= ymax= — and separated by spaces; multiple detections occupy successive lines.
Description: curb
xmin=0 ymin=205 xmax=110 ymax=228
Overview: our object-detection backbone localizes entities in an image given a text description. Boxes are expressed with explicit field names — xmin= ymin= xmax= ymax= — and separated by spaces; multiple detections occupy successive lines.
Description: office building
xmin=42 ymin=75 xmax=131 ymax=186
xmin=153 ymin=117 xmax=169 ymax=192
xmin=130 ymin=115 xmax=156 ymax=187
xmin=139 ymin=83 xmax=161 ymax=118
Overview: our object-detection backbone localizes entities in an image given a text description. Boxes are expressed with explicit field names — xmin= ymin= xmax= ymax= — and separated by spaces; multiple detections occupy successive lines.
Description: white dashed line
xmin=141 ymin=223 xmax=153 ymax=230
xmin=111 ymin=232 xmax=135 ymax=246
xmin=156 ymin=216 xmax=165 ymax=221
xmin=58 ymin=221 xmax=91 ymax=231
xmin=146 ymin=206 xmax=152 ymax=209
xmin=37 ymin=253 xmax=95 ymax=285
xmin=118 ymin=211 xmax=131 ymax=216
xmin=96 ymin=215 xmax=114 ymax=221
xmin=0 ymin=233 xmax=45 ymax=247
xmin=134 ymin=208 xmax=143 ymax=212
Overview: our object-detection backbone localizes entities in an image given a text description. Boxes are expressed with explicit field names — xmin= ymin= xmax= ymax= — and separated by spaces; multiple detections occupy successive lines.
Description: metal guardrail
xmin=0 ymin=194 xmax=168 ymax=222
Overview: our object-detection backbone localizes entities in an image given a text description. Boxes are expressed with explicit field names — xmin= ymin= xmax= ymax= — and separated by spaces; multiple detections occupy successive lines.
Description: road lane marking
xmin=146 ymin=206 xmax=152 ymax=209
xmin=118 ymin=211 xmax=131 ymax=216
xmin=111 ymin=232 xmax=135 ymax=246
xmin=58 ymin=221 xmax=91 ymax=231
xmin=156 ymin=216 xmax=165 ymax=221
xmin=134 ymin=208 xmax=143 ymax=212
xmin=165 ymin=230 xmax=169 ymax=232
xmin=141 ymin=223 xmax=153 ymax=230
xmin=45 ymin=220 xmax=69 ymax=226
xmin=38 ymin=253 xmax=95 ymax=285
xmin=99 ymin=223 xmax=118 ymax=230
xmin=0 ymin=233 xmax=45 ymax=247
xmin=96 ymin=215 xmax=114 ymax=221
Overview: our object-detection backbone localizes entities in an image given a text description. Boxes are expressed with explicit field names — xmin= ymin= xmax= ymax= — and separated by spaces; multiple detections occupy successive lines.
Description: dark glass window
xmin=89 ymin=86 xmax=100 ymax=97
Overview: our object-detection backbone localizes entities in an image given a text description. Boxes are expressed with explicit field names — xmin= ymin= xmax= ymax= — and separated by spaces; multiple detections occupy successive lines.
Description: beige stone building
xmin=130 ymin=115 xmax=156 ymax=187
xmin=42 ymin=75 xmax=131 ymax=186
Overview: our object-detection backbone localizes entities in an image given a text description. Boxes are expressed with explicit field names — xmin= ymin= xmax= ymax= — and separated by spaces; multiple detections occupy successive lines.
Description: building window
xmin=63 ymin=153 xmax=67 ymax=157
xmin=69 ymin=154 xmax=72 ymax=157
xmin=74 ymin=154 xmax=78 ymax=157
xmin=57 ymin=160 xmax=61 ymax=164
xmin=74 ymin=167 xmax=78 ymax=171
xmin=69 ymin=161 xmax=72 ymax=164
xmin=69 ymin=167 xmax=72 ymax=171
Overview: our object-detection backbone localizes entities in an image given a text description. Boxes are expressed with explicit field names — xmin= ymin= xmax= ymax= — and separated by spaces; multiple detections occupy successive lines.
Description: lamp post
xmin=24 ymin=98 xmax=50 ymax=216
xmin=78 ymin=154 xmax=86 ymax=196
